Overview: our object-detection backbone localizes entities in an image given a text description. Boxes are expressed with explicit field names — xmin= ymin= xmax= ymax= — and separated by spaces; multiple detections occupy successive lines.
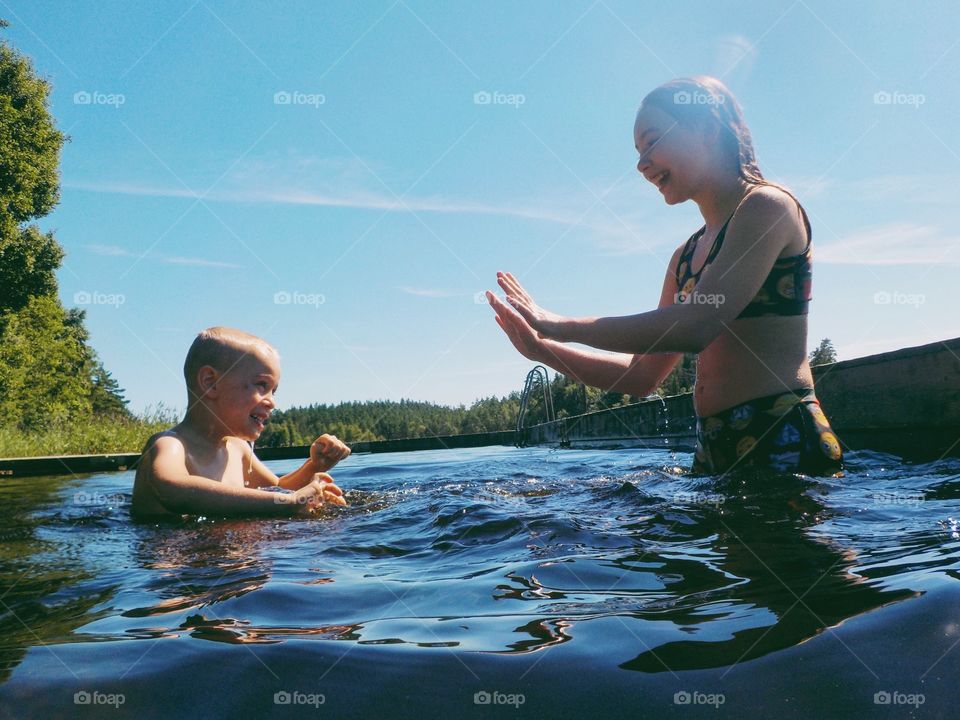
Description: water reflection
xmin=0 ymin=474 xmax=123 ymax=683
xmin=489 ymin=470 xmax=919 ymax=670
xmin=0 ymin=450 xmax=953 ymax=689
xmin=621 ymin=472 xmax=917 ymax=672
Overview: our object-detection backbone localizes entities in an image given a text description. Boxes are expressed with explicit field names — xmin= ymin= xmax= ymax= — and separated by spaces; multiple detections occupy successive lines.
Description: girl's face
xmin=634 ymin=104 xmax=717 ymax=205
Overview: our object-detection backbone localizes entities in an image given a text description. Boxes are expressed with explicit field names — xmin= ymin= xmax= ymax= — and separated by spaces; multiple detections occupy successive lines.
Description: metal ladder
xmin=515 ymin=365 xmax=554 ymax=447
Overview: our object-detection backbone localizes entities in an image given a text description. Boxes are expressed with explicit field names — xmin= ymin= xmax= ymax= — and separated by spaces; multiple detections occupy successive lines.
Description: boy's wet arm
xmin=141 ymin=438 xmax=299 ymax=516
xmin=243 ymin=443 xmax=280 ymax=488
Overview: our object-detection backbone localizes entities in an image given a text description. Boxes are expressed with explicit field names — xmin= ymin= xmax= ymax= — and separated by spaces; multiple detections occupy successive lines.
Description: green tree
xmin=0 ymin=32 xmax=128 ymax=431
xmin=89 ymin=364 xmax=129 ymax=417
xmin=0 ymin=39 xmax=65 ymax=322
xmin=657 ymin=353 xmax=697 ymax=397
xmin=809 ymin=338 xmax=838 ymax=366
xmin=0 ymin=296 xmax=92 ymax=429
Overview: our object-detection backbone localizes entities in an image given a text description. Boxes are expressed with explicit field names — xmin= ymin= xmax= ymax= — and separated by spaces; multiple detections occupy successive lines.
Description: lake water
xmin=0 ymin=445 xmax=958 ymax=718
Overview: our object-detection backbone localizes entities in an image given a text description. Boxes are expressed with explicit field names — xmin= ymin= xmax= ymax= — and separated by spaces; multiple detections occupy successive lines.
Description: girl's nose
xmin=637 ymin=153 xmax=651 ymax=174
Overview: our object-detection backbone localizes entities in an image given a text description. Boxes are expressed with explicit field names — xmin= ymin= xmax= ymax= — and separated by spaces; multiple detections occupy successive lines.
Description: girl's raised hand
xmin=486 ymin=291 xmax=547 ymax=361
xmin=495 ymin=272 xmax=569 ymax=340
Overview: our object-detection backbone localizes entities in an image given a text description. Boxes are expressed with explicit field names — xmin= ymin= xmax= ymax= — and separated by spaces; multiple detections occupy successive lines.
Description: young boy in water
xmin=132 ymin=327 xmax=350 ymax=518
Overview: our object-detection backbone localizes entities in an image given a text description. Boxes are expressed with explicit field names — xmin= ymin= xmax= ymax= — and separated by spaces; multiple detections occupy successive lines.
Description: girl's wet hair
xmin=640 ymin=76 xmax=809 ymax=232
xmin=640 ymin=75 xmax=763 ymax=183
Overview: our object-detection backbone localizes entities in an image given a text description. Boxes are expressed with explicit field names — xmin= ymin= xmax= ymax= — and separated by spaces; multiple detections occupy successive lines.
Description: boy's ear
xmin=197 ymin=366 xmax=220 ymax=398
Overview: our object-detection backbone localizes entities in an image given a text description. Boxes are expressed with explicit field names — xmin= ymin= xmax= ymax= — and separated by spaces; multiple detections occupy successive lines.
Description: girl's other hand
xmin=495 ymin=272 xmax=569 ymax=340
xmin=486 ymin=290 xmax=547 ymax=362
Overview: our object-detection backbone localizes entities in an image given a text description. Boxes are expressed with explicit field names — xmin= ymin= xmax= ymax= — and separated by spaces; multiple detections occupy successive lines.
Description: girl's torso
xmin=677 ymin=185 xmax=815 ymax=417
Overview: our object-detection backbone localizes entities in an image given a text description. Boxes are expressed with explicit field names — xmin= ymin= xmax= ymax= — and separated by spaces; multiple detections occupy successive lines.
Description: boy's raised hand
xmin=310 ymin=434 xmax=351 ymax=472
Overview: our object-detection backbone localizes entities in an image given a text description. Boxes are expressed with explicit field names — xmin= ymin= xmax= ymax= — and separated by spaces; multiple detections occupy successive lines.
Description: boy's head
xmin=183 ymin=327 xmax=281 ymax=439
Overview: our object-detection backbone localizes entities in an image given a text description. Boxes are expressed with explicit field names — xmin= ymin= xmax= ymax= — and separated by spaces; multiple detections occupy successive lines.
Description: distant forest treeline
xmin=258 ymin=355 xmax=699 ymax=446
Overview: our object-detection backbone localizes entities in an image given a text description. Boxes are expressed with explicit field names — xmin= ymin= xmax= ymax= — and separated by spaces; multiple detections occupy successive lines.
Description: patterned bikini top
xmin=674 ymin=187 xmax=813 ymax=319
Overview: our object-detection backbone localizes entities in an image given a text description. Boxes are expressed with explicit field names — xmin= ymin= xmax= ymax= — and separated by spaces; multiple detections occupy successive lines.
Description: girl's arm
xmin=488 ymin=245 xmax=685 ymax=395
xmin=503 ymin=187 xmax=801 ymax=354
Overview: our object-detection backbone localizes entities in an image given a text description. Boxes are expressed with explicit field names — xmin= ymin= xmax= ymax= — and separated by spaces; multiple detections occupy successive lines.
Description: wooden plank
xmin=525 ymin=337 xmax=960 ymax=461
xmin=0 ymin=431 xmax=517 ymax=478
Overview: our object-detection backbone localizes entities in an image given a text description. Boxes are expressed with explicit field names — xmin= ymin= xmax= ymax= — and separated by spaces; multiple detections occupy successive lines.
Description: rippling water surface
xmin=1 ymin=445 xmax=959 ymax=718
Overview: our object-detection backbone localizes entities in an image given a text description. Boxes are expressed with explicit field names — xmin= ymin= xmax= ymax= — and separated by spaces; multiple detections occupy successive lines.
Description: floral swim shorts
xmin=693 ymin=388 xmax=843 ymax=476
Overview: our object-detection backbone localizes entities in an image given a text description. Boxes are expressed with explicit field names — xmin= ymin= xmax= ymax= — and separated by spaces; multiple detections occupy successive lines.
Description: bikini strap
xmin=675 ymin=226 xmax=705 ymax=285
xmin=709 ymin=183 xmax=812 ymax=263
xmin=702 ymin=184 xmax=764 ymax=264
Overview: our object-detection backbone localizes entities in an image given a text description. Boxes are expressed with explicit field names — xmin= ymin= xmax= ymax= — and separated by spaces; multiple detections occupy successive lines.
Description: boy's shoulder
xmin=140 ymin=428 xmax=185 ymax=457
xmin=140 ymin=429 xmax=253 ymax=458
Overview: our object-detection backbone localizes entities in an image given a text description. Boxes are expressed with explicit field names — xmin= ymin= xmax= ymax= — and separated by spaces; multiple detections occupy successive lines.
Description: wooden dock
xmin=522 ymin=336 xmax=960 ymax=462
xmin=0 ymin=431 xmax=516 ymax=479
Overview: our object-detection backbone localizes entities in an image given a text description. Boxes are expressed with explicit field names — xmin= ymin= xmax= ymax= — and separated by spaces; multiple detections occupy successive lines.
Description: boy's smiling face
xmin=214 ymin=348 xmax=281 ymax=441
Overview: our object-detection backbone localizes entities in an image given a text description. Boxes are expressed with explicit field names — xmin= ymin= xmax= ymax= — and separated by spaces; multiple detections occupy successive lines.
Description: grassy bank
xmin=0 ymin=408 xmax=177 ymax=458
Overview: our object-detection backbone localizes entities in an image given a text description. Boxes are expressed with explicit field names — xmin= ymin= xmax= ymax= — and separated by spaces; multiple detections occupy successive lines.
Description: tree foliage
xmin=0 ymin=42 xmax=63 ymax=223
xmin=809 ymin=338 xmax=838 ymax=365
xmin=258 ymin=396 xmax=524 ymax=446
xmin=0 ymin=34 xmax=129 ymax=433
xmin=0 ymin=296 xmax=92 ymax=429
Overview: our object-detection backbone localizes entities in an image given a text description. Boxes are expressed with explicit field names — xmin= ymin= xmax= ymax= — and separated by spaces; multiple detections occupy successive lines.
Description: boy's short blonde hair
xmin=183 ymin=327 xmax=278 ymax=397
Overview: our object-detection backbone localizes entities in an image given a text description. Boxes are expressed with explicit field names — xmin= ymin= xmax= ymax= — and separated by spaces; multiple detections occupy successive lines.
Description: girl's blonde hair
xmin=640 ymin=76 xmax=810 ymax=233
xmin=640 ymin=76 xmax=765 ymax=182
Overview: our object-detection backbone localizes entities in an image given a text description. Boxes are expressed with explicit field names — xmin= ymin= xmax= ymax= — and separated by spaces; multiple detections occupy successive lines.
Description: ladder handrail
xmin=516 ymin=365 xmax=554 ymax=446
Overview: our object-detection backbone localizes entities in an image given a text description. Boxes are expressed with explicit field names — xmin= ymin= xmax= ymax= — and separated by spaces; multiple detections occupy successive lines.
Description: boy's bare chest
xmin=185 ymin=445 xmax=246 ymax=487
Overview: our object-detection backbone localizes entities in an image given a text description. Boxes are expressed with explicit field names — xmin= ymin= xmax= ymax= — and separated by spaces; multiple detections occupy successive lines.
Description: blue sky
xmin=4 ymin=0 xmax=959 ymax=413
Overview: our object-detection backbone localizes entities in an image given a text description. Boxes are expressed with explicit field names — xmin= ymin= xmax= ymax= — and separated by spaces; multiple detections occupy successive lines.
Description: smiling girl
xmin=487 ymin=76 xmax=843 ymax=476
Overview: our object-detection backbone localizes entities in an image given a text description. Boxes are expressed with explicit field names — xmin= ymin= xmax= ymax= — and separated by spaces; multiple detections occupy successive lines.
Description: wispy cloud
xmin=84 ymin=243 xmax=242 ymax=269
xmin=714 ymin=34 xmax=758 ymax=81
xmin=399 ymin=286 xmax=467 ymax=298
xmin=85 ymin=243 xmax=131 ymax=257
xmin=66 ymin=180 xmax=613 ymax=230
xmin=817 ymin=223 xmax=960 ymax=265
xmin=783 ymin=173 xmax=960 ymax=205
